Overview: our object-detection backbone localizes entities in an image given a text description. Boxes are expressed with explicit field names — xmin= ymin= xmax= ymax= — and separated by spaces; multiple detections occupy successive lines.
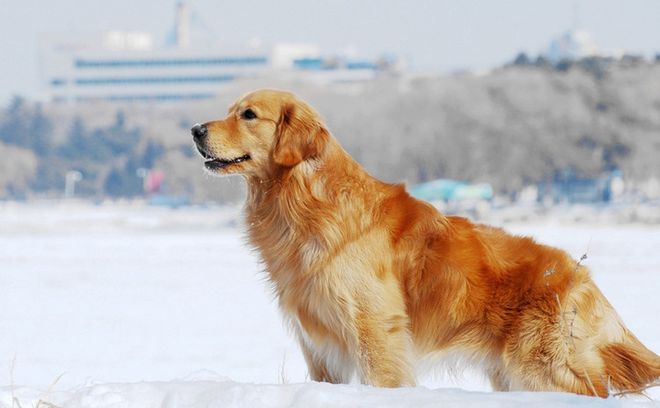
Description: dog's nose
xmin=191 ymin=123 xmax=208 ymax=141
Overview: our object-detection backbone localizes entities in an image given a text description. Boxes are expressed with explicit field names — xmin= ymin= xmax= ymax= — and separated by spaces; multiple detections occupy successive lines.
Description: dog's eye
xmin=241 ymin=109 xmax=257 ymax=120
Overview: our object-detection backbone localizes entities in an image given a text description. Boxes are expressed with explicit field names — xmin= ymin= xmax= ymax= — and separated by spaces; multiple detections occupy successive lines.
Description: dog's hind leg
xmin=561 ymin=276 xmax=660 ymax=396
xmin=501 ymin=280 xmax=611 ymax=396
xmin=504 ymin=270 xmax=660 ymax=397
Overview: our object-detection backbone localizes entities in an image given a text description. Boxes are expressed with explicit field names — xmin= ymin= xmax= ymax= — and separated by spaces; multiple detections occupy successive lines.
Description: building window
xmin=75 ymin=93 xmax=216 ymax=101
xmin=75 ymin=56 xmax=268 ymax=68
xmin=75 ymin=75 xmax=236 ymax=86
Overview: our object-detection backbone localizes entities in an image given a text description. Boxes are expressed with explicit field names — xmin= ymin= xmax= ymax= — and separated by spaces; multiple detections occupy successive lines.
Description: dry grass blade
xmin=10 ymin=355 xmax=19 ymax=408
xmin=612 ymin=381 xmax=660 ymax=399
xmin=33 ymin=372 xmax=66 ymax=408
xmin=279 ymin=353 xmax=289 ymax=384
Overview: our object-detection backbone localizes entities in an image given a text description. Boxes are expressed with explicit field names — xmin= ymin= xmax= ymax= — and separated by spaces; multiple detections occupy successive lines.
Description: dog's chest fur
xmin=245 ymin=188 xmax=385 ymax=365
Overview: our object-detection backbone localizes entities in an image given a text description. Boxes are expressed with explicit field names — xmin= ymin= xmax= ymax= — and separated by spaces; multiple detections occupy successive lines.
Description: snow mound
xmin=3 ymin=379 xmax=652 ymax=408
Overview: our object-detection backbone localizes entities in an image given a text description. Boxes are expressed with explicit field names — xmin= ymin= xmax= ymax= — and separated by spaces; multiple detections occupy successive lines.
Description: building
xmin=39 ymin=2 xmax=400 ymax=103
xmin=537 ymin=169 xmax=623 ymax=204
xmin=544 ymin=29 xmax=599 ymax=63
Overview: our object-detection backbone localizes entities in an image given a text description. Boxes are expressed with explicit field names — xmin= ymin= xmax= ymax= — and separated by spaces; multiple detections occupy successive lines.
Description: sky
xmin=0 ymin=0 xmax=659 ymax=104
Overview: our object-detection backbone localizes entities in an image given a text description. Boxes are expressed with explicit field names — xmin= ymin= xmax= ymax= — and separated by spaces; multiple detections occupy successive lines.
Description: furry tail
xmin=600 ymin=335 xmax=660 ymax=395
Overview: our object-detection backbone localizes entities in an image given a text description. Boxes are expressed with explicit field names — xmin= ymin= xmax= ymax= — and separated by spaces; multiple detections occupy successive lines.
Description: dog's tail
xmin=600 ymin=332 xmax=660 ymax=395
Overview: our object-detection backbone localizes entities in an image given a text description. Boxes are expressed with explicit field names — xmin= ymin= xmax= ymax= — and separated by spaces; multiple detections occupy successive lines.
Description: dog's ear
xmin=274 ymin=103 xmax=329 ymax=167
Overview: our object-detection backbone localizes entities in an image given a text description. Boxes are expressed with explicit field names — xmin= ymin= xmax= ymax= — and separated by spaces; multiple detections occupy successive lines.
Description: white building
xmin=39 ymin=2 xmax=399 ymax=103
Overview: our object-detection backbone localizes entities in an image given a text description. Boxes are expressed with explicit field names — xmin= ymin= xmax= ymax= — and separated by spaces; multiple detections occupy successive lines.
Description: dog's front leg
xmin=353 ymin=307 xmax=416 ymax=387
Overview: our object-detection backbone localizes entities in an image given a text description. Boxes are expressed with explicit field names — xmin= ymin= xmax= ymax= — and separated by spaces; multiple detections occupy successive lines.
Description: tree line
xmin=1 ymin=57 xmax=659 ymax=203
xmin=0 ymin=97 xmax=165 ymax=199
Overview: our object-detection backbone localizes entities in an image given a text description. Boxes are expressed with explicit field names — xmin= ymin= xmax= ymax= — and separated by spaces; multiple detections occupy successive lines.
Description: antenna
xmin=175 ymin=1 xmax=191 ymax=48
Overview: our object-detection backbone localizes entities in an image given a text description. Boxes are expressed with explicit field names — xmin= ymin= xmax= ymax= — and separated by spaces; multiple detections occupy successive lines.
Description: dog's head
xmin=192 ymin=89 xmax=329 ymax=177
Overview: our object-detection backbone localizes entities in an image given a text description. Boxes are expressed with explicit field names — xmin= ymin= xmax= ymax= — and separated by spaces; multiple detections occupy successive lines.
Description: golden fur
xmin=193 ymin=89 xmax=660 ymax=396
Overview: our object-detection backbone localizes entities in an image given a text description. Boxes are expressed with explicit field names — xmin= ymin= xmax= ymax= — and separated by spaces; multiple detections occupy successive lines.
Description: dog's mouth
xmin=205 ymin=154 xmax=251 ymax=170
xmin=197 ymin=146 xmax=251 ymax=170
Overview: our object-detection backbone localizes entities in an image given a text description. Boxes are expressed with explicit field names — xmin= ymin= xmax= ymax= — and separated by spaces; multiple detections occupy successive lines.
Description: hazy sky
xmin=1 ymin=0 xmax=659 ymax=104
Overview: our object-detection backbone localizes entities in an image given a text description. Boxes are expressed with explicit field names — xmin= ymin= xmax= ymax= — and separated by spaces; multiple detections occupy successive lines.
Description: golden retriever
xmin=192 ymin=89 xmax=660 ymax=396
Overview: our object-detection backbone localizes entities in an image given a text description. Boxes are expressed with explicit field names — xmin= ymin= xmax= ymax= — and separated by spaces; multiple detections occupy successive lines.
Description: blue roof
xmin=410 ymin=179 xmax=493 ymax=201
xmin=293 ymin=58 xmax=326 ymax=70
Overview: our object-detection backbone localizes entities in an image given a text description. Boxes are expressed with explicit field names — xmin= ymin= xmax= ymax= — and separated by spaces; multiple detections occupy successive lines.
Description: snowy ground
xmin=0 ymin=201 xmax=659 ymax=407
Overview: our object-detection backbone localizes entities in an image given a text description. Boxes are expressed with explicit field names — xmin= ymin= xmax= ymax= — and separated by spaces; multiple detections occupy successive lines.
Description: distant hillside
xmin=1 ymin=60 xmax=659 ymax=202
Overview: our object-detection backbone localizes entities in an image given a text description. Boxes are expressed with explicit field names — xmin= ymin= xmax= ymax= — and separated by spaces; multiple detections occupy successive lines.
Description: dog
xmin=192 ymin=89 xmax=660 ymax=396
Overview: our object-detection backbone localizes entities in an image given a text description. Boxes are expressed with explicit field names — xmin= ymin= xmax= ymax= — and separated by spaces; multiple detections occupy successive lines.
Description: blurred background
xmin=1 ymin=0 xmax=660 ymax=399
xmin=0 ymin=0 xmax=659 ymax=214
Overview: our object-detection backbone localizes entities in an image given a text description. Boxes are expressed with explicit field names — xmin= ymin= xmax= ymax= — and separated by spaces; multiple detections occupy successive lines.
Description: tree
xmin=141 ymin=139 xmax=165 ymax=168
xmin=102 ymin=110 xmax=140 ymax=156
xmin=27 ymin=104 xmax=53 ymax=156
xmin=58 ymin=117 xmax=89 ymax=159
xmin=0 ymin=96 xmax=28 ymax=146
xmin=513 ymin=52 xmax=531 ymax=66
xmin=103 ymin=160 xmax=143 ymax=197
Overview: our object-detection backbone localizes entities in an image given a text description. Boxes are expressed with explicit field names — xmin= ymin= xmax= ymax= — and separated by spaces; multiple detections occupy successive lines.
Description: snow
xmin=1 ymin=379 xmax=633 ymax=408
xmin=1 ymin=202 xmax=659 ymax=407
